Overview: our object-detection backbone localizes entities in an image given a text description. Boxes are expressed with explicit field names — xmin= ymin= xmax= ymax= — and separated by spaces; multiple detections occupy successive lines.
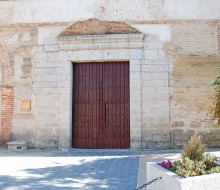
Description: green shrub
xmin=172 ymin=157 xmax=206 ymax=178
xmin=210 ymin=67 xmax=220 ymax=123
xmin=171 ymin=156 xmax=220 ymax=178
xmin=205 ymin=166 xmax=220 ymax=174
xmin=181 ymin=134 xmax=206 ymax=161
xmin=161 ymin=134 xmax=220 ymax=178
xmin=202 ymin=153 xmax=217 ymax=170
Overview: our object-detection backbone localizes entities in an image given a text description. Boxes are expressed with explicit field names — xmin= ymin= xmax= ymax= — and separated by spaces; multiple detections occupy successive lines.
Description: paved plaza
xmin=0 ymin=149 xmax=219 ymax=190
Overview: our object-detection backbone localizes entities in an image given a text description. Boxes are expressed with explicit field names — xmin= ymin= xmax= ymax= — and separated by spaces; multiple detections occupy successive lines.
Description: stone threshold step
xmin=7 ymin=141 xmax=27 ymax=151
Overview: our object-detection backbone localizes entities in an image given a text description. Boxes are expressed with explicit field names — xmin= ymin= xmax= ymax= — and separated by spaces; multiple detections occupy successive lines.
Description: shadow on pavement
xmin=0 ymin=155 xmax=138 ymax=190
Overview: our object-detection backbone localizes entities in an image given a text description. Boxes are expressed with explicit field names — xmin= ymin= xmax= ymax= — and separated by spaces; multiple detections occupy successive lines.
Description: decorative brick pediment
xmin=59 ymin=18 xmax=141 ymax=36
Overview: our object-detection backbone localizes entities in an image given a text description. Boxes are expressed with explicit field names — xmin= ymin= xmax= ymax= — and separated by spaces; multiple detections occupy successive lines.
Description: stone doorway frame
xmin=57 ymin=33 xmax=144 ymax=149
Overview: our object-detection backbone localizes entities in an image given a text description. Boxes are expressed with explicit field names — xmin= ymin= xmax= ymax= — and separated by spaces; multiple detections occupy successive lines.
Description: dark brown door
xmin=72 ymin=62 xmax=130 ymax=149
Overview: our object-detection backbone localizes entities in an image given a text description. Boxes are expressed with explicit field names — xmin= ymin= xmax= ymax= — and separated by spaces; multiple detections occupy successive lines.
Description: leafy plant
xmin=181 ymin=134 xmax=206 ymax=161
xmin=205 ymin=166 xmax=220 ymax=174
xmin=210 ymin=67 xmax=220 ymax=123
xmin=159 ymin=134 xmax=220 ymax=178
xmin=202 ymin=153 xmax=217 ymax=170
xmin=172 ymin=157 xmax=206 ymax=178
xmin=171 ymin=157 xmax=220 ymax=177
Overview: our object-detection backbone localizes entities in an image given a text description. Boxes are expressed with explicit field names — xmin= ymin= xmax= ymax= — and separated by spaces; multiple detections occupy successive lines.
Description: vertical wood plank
xmin=125 ymin=62 xmax=130 ymax=148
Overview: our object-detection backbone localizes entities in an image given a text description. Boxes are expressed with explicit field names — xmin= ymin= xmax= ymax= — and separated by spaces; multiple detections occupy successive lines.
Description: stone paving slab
xmin=0 ymin=149 xmax=139 ymax=190
xmin=0 ymin=149 xmax=219 ymax=190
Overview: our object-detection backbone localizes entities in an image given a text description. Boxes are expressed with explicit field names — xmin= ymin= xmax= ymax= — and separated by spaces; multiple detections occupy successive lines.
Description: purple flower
xmin=162 ymin=161 xmax=169 ymax=169
xmin=159 ymin=160 xmax=173 ymax=169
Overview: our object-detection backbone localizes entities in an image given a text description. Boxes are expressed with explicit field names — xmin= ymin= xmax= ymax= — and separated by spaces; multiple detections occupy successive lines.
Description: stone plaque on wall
xmin=21 ymin=100 xmax=31 ymax=112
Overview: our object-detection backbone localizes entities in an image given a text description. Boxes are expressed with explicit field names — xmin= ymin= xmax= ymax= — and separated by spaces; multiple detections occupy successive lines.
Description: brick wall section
xmin=0 ymin=40 xmax=14 ymax=146
xmin=170 ymin=55 xmax=220 ymax=147
xmin=168 ymin=21 xmax=220 ymax=148
xmin=171 ymin=22 xmax=218 ymax=55
xmin=1 ymin=88 xmax=14 ymax=145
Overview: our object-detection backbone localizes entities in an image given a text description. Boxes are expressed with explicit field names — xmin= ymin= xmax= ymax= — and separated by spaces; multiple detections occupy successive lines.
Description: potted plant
xmin=146 ymin=134 xmax=220 ymax=190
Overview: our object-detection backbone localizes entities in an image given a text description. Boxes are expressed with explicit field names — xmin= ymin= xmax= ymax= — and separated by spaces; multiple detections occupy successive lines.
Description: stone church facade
xmin=0 ymin=0 xmax=220 ymax=149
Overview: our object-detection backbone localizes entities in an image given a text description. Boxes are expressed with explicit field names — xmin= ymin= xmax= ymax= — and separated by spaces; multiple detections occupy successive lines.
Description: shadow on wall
xmin=0 ymin=155 xmax=138 ymax=190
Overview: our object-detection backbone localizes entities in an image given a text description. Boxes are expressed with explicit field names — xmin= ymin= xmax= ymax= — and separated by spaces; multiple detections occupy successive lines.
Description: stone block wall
xmin=140 ymin=37 xmax=172 ymax=149
xmin=33 ymin=38 xmax=60 ymax=149
xmin=168 ymin=21 xmax=220 ymax=148
xmin=0 ymin=4 xmax=220 ymax=149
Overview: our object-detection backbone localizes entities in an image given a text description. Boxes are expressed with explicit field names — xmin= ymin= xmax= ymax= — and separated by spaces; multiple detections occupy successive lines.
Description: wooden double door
xmin=72 ymin=62 xmax=130 ymax=149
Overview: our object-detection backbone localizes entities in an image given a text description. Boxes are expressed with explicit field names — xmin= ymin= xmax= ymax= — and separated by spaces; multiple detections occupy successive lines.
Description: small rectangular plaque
xmin=21 ymin=100 xmax=31 ymax=112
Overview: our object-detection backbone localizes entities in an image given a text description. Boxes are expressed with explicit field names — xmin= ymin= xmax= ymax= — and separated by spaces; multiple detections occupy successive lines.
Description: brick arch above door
xmin=59 ymin=18 xmax=141 ymax=36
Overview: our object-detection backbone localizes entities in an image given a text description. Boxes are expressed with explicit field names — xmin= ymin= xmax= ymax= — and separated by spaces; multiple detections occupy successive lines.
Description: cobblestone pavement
xmin=0 ymin=149 xmax=219 ymax=190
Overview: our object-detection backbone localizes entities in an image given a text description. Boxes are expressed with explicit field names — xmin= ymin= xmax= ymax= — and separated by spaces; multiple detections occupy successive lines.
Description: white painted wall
xmin=147 ymin=162 xmax=220 ymax=190
xmin=0 ymin=0 xmax=220 ymax=25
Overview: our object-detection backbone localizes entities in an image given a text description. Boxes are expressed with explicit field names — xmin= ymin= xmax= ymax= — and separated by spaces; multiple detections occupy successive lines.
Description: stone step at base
xmin=7 ymin=141 xmax=27 ymax=151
